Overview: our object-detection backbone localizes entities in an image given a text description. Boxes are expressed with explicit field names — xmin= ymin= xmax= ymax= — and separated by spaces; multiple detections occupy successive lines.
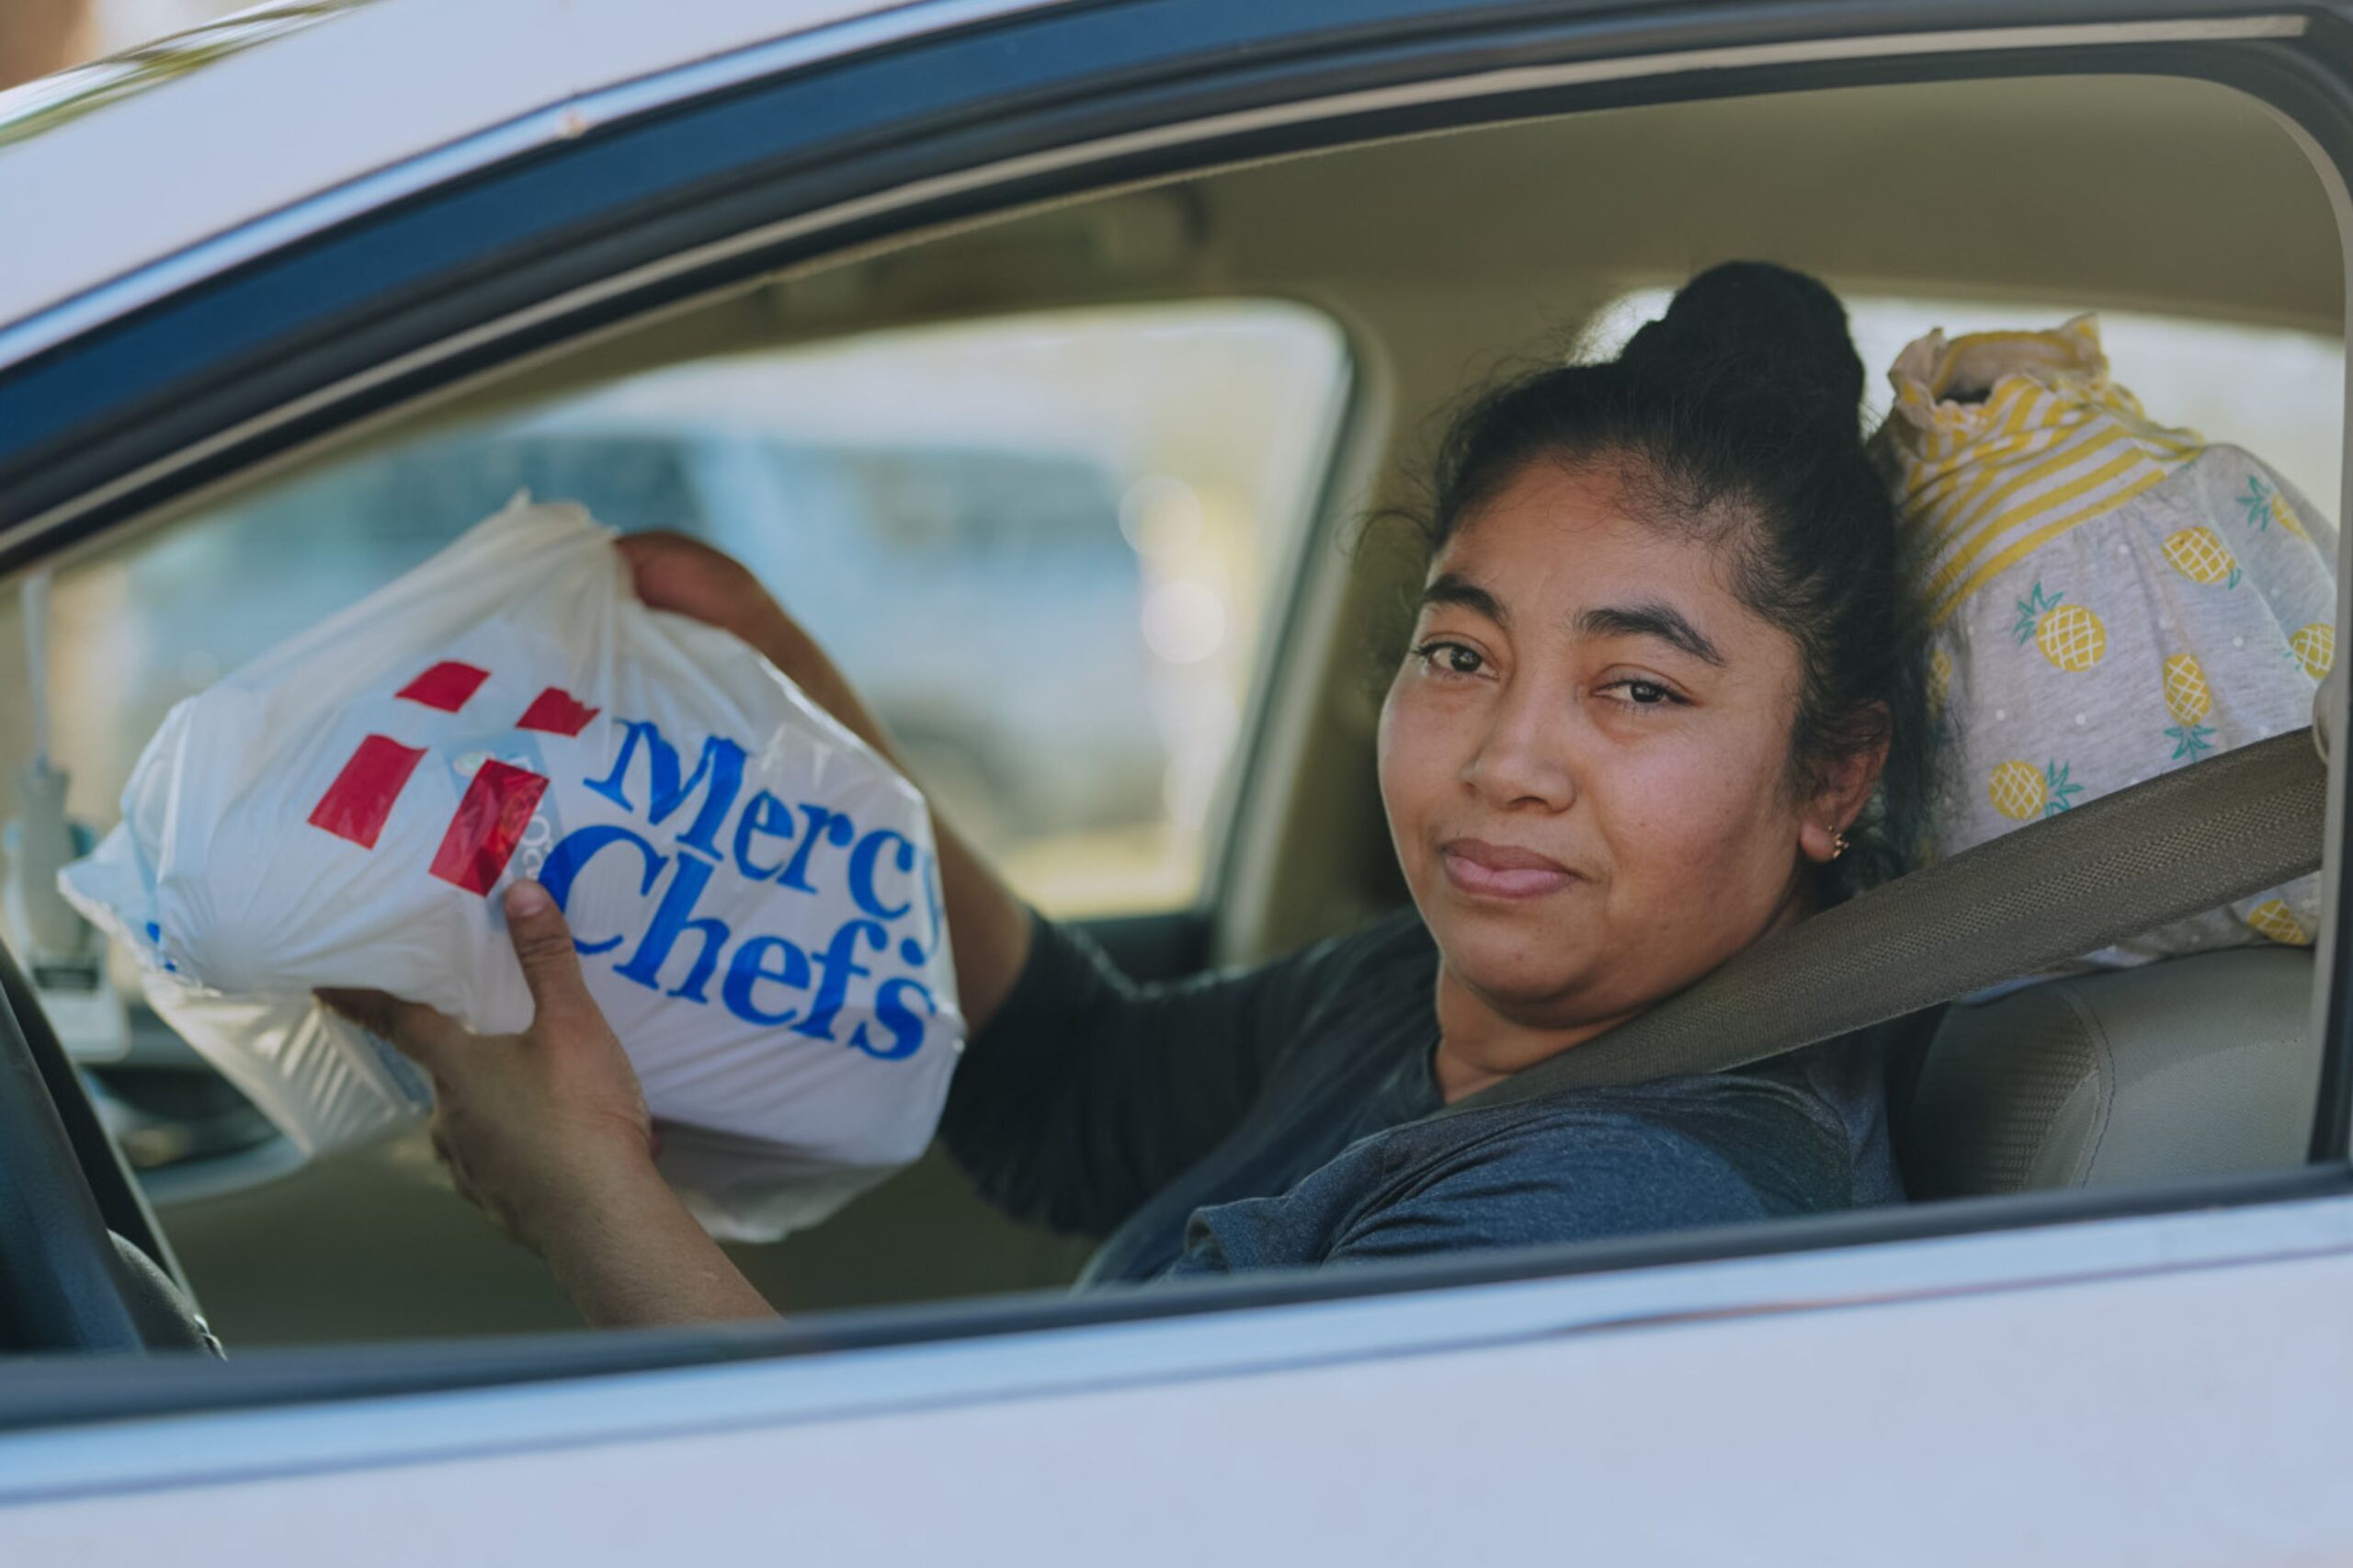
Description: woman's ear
xmin=1798 ymin=706 xmax=1893 ymax=864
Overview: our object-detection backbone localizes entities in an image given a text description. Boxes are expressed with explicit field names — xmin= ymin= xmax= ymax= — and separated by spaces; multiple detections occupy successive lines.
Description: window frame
xmin=2 ymin=0 xmax=2350 ymax=1426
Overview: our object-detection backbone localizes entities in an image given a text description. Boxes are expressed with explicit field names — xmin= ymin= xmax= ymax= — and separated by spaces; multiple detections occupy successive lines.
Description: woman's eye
xmin=1414 ymin=640 xmax=1486 ymax=676
xmin=1606 ymin=677 xmax=1683 ymax=708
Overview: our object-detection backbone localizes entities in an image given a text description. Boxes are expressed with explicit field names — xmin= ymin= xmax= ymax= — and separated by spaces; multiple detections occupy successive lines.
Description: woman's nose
xmin=1461 ymin=683 xmax=1577 ymax=810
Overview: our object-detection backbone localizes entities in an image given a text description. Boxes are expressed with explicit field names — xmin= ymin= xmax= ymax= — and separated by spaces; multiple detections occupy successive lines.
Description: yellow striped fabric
xmin=1884 ymin=316 xmax=2205 ymax=627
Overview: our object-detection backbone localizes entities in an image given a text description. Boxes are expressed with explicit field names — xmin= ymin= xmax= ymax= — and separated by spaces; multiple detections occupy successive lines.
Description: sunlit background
xmin=6 ymin=303 xmax=1353 ymax=930
xmin=0 ymin=0 xmax=244 ymax=90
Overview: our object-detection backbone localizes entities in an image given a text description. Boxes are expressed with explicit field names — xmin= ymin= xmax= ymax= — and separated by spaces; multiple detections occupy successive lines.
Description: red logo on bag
xmin=308 ymin=660 xmax=600 ymax=895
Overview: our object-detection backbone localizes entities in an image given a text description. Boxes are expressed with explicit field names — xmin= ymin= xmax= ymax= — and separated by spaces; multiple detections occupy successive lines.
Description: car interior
xmin=2 ymin=67 xmax=2342 ymax=1346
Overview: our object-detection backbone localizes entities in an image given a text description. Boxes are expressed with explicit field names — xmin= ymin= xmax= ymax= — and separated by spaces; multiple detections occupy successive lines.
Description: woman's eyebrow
xmin=1419 ymin=572 xmax=1508 ymax=626
xmin=1574 ymin=601 xmax=1727 ymax=666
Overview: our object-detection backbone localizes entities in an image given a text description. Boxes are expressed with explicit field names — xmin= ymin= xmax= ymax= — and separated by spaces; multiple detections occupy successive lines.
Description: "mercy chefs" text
xmin=541 ymin=716 xmax=946 ymax=1060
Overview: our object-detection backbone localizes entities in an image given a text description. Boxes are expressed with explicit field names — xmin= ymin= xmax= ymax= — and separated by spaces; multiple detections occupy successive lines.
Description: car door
xmin=5 ymin=1 xmax=2353 ymax=1562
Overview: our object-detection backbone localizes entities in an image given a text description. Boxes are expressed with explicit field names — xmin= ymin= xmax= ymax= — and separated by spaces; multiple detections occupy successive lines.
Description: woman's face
xmin=1378 ymin=458 xmax=1855 ymax=1031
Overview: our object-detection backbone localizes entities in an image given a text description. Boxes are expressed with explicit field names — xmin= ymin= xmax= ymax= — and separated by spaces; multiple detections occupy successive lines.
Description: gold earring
xmin=1829 ymin=828 xmax=1850 ymax=859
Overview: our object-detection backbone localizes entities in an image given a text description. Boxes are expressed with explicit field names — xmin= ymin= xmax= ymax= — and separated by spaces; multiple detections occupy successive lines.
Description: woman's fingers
xmin=502 ymin=881 xmax=596 ymax=1030
xmin=615 ymin=531 xmax=748 ymax=617
xmin=318 ymin=882 xmax=654 ymax=1256
xmin=316 ymin=986 xmax=464 ymax=1072
xmin=613 ymin=531 xmax=790 ymax=653
xmin=428 ymin=1119 xmax=490 ymax=1217
xmin=313 ymin=986 xmax=396 ymax=1036
xmin=428 ymin=1122 xmax=463 ymax=1189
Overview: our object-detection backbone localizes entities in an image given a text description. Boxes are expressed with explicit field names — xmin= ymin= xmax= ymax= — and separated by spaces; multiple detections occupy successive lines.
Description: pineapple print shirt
xmin=1880 ymin=316 xmax=2338 ymax=965
xmin=943 ymin=909 xmax=1901 ymax=1285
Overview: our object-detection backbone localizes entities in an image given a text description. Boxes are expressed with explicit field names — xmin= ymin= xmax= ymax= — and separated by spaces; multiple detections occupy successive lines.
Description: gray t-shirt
xmin=937 ymin=909 xmax=1902 ymax=1286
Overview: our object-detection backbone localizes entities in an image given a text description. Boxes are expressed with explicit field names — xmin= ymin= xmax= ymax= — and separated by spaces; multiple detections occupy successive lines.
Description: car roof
xmin=0 ymin=0 xmax=1044 ymax=359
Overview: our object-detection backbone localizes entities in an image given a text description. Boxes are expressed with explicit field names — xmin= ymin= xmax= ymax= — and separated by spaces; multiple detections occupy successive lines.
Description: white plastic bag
xmin=61 ymin=497 xmax=963 ymax=1240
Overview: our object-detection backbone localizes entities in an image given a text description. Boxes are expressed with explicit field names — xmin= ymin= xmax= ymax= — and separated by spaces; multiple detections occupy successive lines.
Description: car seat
xmin=1895 ymin=946 xmax=2319 ymax=1198
xmin=1874 ymin=317 xmax=2334 ymax=1199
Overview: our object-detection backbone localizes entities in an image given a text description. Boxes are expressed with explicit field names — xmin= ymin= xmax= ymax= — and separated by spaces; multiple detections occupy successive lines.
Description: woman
xmin=325 ymin=261 xmax=1937 ymax=1325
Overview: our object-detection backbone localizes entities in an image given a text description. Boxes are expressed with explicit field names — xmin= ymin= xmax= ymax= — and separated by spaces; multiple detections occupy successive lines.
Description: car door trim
xmin=4 ymin=1176 xmax=2349 ymax=1494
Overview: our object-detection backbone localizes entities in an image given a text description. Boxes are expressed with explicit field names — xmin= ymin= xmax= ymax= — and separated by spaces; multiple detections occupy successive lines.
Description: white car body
xmin=7 ymin=1199 xmax=2353 ymax=1562
xmin=3 ymin=1 xmax=2351 ymax=1562
xmin=0 ymin=0 xmax=1022 ymax=358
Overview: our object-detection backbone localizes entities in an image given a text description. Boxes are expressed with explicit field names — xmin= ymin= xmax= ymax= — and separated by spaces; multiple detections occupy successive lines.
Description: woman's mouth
xmin=1438 ymin=838 xmax=1578 ymax=900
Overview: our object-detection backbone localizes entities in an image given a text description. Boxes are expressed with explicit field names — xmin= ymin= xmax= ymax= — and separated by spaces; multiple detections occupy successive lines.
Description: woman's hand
xmin=320 ymin=881 xmax=654 ymax=1255
xmin=320 ymin=881 xmax=776 ymax=1326
xmin=618 ymin=530 xmax=789 ymax=650
xmin=618 ymin=530 xmax=900 ymax=767
xmin=614 ymin=529 xmax=1037 ymax=1030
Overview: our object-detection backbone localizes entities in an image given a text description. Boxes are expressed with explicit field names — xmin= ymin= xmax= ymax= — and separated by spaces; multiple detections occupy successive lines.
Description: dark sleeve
xmin=1324 ymin=1118 xmax=1772 ymax=1265
xmin=937 ymin=910 xmax=1377 ymax=1239
xmin=1154 ymin=1110 xmax=1777 ymax=1280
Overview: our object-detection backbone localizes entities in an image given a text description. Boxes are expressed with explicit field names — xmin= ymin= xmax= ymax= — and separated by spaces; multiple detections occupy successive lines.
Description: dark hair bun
xmin=1617 ymin=261 xmax=1866 ymax=440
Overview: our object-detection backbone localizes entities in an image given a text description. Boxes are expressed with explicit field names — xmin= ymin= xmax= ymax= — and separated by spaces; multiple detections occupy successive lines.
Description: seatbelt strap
xmin=1438 ymin=726 xmax=2329 ymax=1117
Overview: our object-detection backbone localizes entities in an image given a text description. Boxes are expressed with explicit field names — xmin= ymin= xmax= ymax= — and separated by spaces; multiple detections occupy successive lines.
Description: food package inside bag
xmin=59 ymin=497 xmax=963 ymax=1241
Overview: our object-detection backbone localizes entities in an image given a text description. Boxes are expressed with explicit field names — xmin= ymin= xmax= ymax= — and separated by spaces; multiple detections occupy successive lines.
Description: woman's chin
xmin=1427 ymin=917 xmax=1603 ymax=1012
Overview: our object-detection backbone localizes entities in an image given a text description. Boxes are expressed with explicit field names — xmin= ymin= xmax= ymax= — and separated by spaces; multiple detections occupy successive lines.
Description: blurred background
xmin=29 ymin=304 xmax=1354 ymax=922
xmin=1 ymin=0 xmax=244 ymax=90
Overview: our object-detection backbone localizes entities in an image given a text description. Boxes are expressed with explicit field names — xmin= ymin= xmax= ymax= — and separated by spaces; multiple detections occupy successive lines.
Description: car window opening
xmin=0 ymin=62 xmax=2342 ymax=1360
